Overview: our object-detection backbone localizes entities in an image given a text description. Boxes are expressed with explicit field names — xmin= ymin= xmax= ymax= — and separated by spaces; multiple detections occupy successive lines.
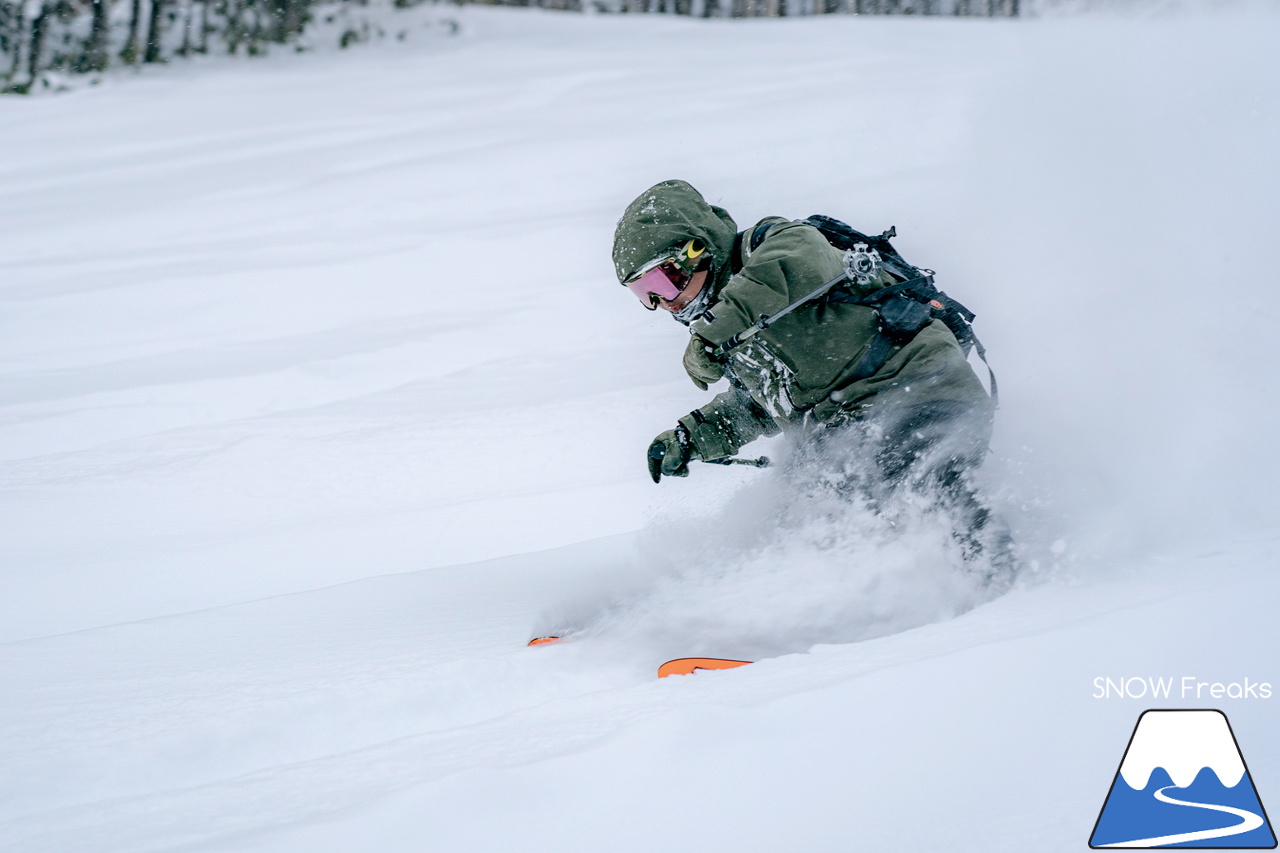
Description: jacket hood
xmin=612 ymin=180 xmax=738 ymax=288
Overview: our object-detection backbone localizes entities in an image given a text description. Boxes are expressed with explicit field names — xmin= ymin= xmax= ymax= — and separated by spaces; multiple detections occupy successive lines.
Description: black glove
xmin=647 ymin=423 xmax=695 ymax=483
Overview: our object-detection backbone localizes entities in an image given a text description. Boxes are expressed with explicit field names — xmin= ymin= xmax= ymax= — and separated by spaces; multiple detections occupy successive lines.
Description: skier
xmin=612 ymin=179 xmax=1013 ymax=578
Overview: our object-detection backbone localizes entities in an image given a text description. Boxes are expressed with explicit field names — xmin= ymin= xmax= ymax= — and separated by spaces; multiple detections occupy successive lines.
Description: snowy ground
xmin=2 ymin=6 xmax=1279 ymax=851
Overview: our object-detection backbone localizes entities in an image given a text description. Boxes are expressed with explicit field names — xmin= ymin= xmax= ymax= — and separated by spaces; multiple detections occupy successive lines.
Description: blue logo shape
xmin=1091 ymin=709 xmax=1276 ymax=848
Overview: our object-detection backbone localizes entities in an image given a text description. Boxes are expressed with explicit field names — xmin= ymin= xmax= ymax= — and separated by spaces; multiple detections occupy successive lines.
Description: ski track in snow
xmin=1 ymin=6 xmax=1278 ymax=852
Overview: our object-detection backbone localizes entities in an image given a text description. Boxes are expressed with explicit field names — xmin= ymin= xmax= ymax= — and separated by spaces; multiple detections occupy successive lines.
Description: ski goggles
xmin=624 ymin=239 xmax=707 ymax=310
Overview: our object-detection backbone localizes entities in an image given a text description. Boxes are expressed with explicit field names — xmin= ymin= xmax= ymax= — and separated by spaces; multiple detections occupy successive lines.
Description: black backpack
xmin=725 ymin=214 xmax=997 ymax=404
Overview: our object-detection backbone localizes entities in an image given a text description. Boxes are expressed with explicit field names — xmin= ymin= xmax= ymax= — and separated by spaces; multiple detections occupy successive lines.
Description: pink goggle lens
xmin=626 ymin=264 xmax=684 ymax=310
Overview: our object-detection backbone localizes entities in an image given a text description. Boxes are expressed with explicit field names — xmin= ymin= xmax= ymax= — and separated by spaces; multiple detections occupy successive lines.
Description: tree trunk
xmin=7 ymin=0 xmax=26 ymax=84
xmin=27 ymin=1 xmax=47 ymax=85
xmin=87 ymin=0 xmax=110 ymax=70
xmin=144 ymin=0 xmax=165 ymax=62
xmin=229 ymin=0 xmax=246 ymax=53
xmin=280 ymin=0 xmax=307 ymax=40
xmin=178 ymin=0 xmax=192 ymax=53
xmin=196 ymin=0 xmax=208 ymax=52
xmin=122 ymin=0 xmax=143 ymax=62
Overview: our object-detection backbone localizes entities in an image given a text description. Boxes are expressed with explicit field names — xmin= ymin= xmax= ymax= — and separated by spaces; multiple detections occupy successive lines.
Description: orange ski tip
xmin=657 ymin=658 xmax=752 ymax=678
xmin=527 ymin=636 xmax=562 ymax=646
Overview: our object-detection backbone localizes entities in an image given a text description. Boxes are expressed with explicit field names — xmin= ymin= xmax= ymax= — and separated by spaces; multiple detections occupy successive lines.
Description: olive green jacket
xmin=612 ymin=181 xmax=992 ymax=461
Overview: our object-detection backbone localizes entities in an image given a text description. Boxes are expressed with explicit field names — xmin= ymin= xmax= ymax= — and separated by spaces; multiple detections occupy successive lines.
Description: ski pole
xmin=703 ymin=455 xmax=770 ymax=469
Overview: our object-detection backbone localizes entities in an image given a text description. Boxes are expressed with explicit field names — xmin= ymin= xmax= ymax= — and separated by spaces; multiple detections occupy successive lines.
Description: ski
xmin=657 ymin=658 xmax=752 ymax=678
xmin=527 ymin=641 xmax=751 ymax=679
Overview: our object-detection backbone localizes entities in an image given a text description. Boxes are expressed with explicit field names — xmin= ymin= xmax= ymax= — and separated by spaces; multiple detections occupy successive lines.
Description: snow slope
xmin=1 ymin=7 xmax=1278 ymax=851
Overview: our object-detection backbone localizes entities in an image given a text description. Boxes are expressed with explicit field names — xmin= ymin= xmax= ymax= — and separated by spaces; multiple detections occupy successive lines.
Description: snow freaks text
xmin=1092 ymin=677 xmax=1273 ymax=701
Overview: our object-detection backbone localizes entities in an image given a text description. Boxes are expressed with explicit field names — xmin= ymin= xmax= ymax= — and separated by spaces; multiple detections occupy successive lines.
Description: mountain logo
xmin=1090 ymin=709 xmax=1276 ymax=848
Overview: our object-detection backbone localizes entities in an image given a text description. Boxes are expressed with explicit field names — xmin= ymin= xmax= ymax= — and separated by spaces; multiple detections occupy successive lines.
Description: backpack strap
xmin=827 ymin=275 xmax=998 ymax=406
xmin=839 ymin=317 xmax=998 ymax=405
xmin=729 ymin=231 xmax=745 ymax=274
xmin=969 ymin=333 xmax=999 ymax=406
xmin=731 ymin=220 xmax=780 ymax=269
xmin=831 ymin=275 xmax=932 ymax=385
xmin=845 ymin=329 xmax=898 ymax=385
xmin=749 ymin=221 xmax=774 ymax=252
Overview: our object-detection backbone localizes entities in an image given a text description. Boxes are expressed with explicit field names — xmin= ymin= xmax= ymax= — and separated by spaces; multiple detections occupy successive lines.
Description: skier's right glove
xmin=647 ymin=423 xmax=697 ymax=483
xmin=682 ymin=334 xmax=724 ymax=391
